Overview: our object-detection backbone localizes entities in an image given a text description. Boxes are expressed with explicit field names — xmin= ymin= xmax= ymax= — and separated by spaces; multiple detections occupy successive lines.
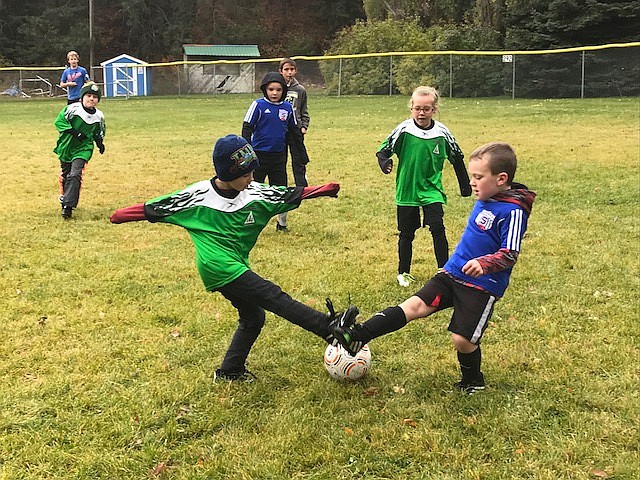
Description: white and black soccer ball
xmin=323 ymin=343 xmax=371 ymax=381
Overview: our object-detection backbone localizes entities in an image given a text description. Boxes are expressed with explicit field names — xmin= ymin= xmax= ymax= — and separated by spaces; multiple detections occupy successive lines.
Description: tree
xmin=505 ymin=0 xmax=640 ymax=97
xmin=0 ymin=0 xmax=364 ymax=66
xmin=0 ymin=0 xmax=87 ymax=66
xmin=363 ymin=0 xmax=478 ymax=25
xmin=320 ymin=18 xmax=428 ymax=95
xmin=394 ymin=24 xmax=504 ymax=96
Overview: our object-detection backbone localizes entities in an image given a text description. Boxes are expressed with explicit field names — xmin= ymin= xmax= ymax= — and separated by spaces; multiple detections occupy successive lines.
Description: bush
xmin=320 ymin=19 xmax=428 ymax=95
xmin=321 ymin=20 xmax=506 ymax=97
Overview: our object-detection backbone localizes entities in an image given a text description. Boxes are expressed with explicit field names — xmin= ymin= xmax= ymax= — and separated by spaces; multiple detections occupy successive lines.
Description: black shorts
xmin=397 ymin=203 xmax=444 ymax=232
xmin=414 ymin=272 xmax=497 ymax=344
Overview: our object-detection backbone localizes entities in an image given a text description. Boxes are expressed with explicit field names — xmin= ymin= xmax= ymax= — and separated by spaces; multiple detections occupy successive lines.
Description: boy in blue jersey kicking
xmin=331 ymin=142 xmax=536 ymax=394
xmin=242 ymin=72 xmax=309 ymax=232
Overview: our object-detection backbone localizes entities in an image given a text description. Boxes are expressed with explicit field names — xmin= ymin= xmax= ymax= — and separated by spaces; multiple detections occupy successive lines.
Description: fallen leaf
xmin=176 ymin=405 xmax=191 ymax=419
xmin=344 ymin=427 xmax=354 ymax=435
xmin=590 ymin=469 xmax=608 ymax=478
xmin=170 ymin=329 xmax=181 ymax=338
xmin=402 ymin=418 xmax=417 ymax=427
xmin=363 ymin=386 xmax=379 ymax=396
xmin=151 ymin=462 xmax=170 ymax=476
xmin=392 ymin=385 xmax=405 ymax=394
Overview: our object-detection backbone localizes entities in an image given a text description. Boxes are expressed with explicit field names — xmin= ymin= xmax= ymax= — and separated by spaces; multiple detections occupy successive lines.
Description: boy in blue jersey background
xmin=330 ymin=142 xmax=536 ymax=394
xmin=242 ymin=72 xmax=309 ymax=231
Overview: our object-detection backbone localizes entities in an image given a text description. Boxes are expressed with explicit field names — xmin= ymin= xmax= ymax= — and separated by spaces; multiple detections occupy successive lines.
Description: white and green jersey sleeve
xmin=379 ymin=119 xmax=463 ymax=207
xmin=144 ymin=180 xmax=301 ymax=290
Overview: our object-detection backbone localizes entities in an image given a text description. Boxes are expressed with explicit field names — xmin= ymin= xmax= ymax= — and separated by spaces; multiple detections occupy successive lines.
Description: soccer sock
xmin=431 ymin=228 xmax=449 ymax=268
xmin=457 ymin=347 xmax=482 ymax=382
xmin=358 ymin=306 xmax=407 ymax=343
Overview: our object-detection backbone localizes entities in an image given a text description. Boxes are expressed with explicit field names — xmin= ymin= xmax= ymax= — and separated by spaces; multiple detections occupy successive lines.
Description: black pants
xmin=397 ymin=203 xmax=448 ymax=272
xmin=289 ymin=134 xmax=308 ymax=187
xmin=60 ymin=158 xmax=87 ymax=208
xmin=216 ymin=270 xmax=329 ymax=373
xmin=254 ymin=150 xmax=289 ymax=227
xmin=253 ymin=150 xmax=287 ymax=186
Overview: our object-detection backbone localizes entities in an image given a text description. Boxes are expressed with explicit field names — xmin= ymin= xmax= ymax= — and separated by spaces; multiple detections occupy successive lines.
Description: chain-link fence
xmin=1 ymin=44 xmax=638 ymax=100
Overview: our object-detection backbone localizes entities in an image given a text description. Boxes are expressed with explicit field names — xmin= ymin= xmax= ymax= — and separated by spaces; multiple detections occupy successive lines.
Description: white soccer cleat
xmin=396 ymin=272 xmax=415 ymax=287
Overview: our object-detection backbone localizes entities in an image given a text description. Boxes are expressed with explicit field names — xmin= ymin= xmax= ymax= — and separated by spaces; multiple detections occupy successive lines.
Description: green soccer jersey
xmin=53 ymin=102 xmax=106 ymax=163
xmin=378 ymin=119 xmax=463 ymax=207
xmin=144 ymin=180 xmax=301 ymax=291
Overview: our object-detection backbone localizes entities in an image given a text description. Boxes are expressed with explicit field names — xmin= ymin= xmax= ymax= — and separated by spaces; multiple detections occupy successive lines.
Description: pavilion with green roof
xmin=182 ymin=44 xmax=261 ymax=94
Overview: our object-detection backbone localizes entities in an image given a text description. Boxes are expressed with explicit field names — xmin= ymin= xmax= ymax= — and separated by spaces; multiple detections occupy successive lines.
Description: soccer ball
xmin=323 ymin=343 xmax=371 ymax=381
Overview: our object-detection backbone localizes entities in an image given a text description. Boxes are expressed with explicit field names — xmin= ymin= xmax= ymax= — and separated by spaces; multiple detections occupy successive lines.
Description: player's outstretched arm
xmin=301 ymin=183 xmax=340 ymax=200
xmin=110 ymin=203 xmax=146 ymax=223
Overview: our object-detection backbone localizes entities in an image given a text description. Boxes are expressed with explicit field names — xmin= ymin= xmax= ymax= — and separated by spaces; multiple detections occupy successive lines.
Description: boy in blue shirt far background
xmin=59 ymin=50 xmax=90 ymax=104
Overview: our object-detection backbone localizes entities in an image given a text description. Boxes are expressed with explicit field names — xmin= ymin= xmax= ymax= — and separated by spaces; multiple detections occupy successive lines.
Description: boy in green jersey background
xmin=376 ymin=86 xmax=472 ymax=287
xmin=110 ymin=134 xmax=358 ymax=382
xmin=53 ymin=82 xmax=106 ymax=219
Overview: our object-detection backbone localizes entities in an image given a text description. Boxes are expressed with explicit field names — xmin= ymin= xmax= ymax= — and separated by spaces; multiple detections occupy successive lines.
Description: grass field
xmin=0 ymin=94 xmax=638 ymax=480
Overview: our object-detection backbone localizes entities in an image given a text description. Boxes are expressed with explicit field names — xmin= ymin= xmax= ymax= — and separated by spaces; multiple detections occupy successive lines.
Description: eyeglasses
xmin=411 ymin=106 xmax=434 ymax=113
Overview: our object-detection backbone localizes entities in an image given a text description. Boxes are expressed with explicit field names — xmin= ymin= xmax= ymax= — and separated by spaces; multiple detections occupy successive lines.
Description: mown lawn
xmin=0 ymin=94 xmax=638 ymax=479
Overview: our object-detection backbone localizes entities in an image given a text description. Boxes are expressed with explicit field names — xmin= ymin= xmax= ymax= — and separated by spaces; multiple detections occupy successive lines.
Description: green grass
xmin=0 ymin=94 xmax=638 ymax=479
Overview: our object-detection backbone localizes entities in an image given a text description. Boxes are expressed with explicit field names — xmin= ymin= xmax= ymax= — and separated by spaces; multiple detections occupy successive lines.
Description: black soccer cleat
xmin=213 ymin=368 xmax=257 ymax=383
xmin=336 ymin=323 xmax=366 ymax=356
xmin=325 ymin=298 xmax=363 ymax=356
xmin=61 ymin=206 xmax=73 ymax=219
xmin=453 ymin=374 xmax=485 ymax=394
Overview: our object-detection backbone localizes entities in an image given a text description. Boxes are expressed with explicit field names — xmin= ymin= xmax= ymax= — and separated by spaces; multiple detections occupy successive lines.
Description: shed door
xmin=111 ymin=63 xmax=138 ymax=97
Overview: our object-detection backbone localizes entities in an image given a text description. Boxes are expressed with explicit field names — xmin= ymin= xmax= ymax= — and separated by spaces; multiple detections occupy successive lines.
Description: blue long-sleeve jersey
xmin=243 ymin=98 xmax=297 ymax=153
xmin=443 ymin=187 xmax=535 ymax=297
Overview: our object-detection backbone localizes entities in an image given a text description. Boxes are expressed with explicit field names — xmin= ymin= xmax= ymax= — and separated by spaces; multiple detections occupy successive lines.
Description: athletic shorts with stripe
xmin=414 ymin=272 xmax=497 ymax=344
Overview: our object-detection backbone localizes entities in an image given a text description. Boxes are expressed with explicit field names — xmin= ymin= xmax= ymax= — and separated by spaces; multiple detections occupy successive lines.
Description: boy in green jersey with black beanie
xmin=110 ymin=134 xmax=358 ymax=382
xmin=54 ymin=82 xmax=105 ymax=219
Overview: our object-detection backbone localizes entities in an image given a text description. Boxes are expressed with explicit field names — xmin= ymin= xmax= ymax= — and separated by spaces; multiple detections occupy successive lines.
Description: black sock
xmin=358 ymin=306 xmax=407 ymax=343
xmin=457 ymin=347 xmax=482 ymax=382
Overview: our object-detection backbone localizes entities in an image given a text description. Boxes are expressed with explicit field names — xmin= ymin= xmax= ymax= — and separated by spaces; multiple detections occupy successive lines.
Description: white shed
xmin=182 ymin=44 xmax=260 ymax=94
